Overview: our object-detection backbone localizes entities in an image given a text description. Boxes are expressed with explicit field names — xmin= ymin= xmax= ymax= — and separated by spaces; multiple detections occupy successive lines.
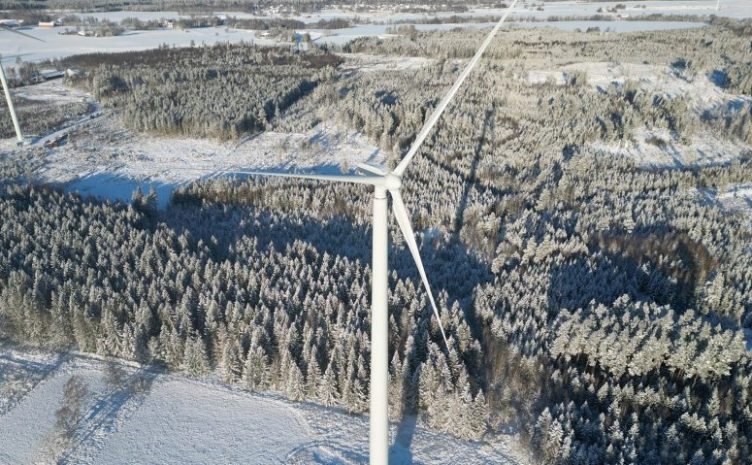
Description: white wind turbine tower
xmin=0 ymin=25 xmax=44 ymax=144
xmin=227 ymin=2 xmax=519 ymax=463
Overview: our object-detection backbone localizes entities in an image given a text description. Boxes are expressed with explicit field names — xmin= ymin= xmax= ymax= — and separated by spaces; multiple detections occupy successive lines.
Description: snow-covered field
xmin=86 ymin=379 xmax=310 ymax=465
xmin=1 ymin=80 xmax=383 ymax=208
xmin=1 ymin=27 xmax=261 ymax=65
xmin=0 ymin=360 xmax=109 ymax=464
xmin=309 ymin=21 xmax=705 ymax=46
xmin=12 ymin=80 xmax=89 ymax=104
xmin=0 ymin=348 xmax=525 ymax=465
xmin=0 ymin=350 xmax=65 ymax=417
xmin=5 ymin=0 xmax=745 ymax=66
xmin=35 ymin=112 xmax=382 ymax=208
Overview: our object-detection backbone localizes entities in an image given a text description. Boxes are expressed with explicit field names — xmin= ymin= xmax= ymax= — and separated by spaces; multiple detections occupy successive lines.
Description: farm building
xmin=38 ymin=69 xmax=63 ymax=80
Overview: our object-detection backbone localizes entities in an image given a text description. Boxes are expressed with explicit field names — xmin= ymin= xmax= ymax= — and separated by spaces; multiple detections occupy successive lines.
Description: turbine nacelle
xmin=351 ymin=164 xmax=401 ymax=190
xmin=383 ymin=173 xmax=402 ymax=191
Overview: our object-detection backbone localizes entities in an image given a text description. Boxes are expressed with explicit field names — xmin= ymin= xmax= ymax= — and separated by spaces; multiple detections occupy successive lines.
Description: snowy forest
xmin=65 ymin=45 xmax=340 ymax=139
xmin=2 ymin=18 xmax=752 ymax=465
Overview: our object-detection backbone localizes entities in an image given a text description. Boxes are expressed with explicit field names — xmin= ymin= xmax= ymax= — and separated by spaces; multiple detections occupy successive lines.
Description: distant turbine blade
xmin=0 ymin=25 xmax=45 ymax=42
xmin=393 ymin=0 xmax=518 ymax=177
xmin=228 ymin=170 xmax=381 ymax=186
xmin=389 ymin=189 xmax=449 ymax=349
xmin=355 ymin=162 xmax=386 ymax=176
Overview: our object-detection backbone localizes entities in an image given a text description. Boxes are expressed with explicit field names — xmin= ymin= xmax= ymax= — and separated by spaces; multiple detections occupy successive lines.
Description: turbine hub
xmin=384 ymin=173 xmax=402 ymax=190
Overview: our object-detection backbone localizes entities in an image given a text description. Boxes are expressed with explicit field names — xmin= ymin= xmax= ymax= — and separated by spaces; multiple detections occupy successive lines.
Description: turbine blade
xmin=1 ymin=25 xmax=45 ymax=42
xmin=393 ymin=0 xmax=518 ymax=177
xmin=355 ymin=162 xmax=386 ymax=176
xmin=225 ymin=170 xmax=381 ymax=186
xmin=389 ymin=188 xmax=449 ymax=349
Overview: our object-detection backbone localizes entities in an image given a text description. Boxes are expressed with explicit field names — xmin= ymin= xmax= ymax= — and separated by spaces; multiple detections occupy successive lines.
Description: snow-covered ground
xmin=1 ymin=80 xmax=384 ymax=208
xmin=715 ymin=183 xmax=752 ymax=220
xmin=593 ymin=127 xmax=751 ymax=169
xmin=527 ymin=62 xmax=744 ymax=109
xmin=3 ymin=0 xmax=748 ymax=65
xmin=0 ymin=358 xmax=109 ymax=464
xmin=523 ymin=62 xmax=752 ymax=169
xmin=698 ymin=183 xmax=752 ymax=231
xmin=290 ymin=402 xmax=524 ymax=465
xmin=32 ymin=112 xmax=382 ymax=208
xmin=310 ymin=21 xmax=705 ymax=46
xmin=0 ymin=350 xmax=65 ymax=417
xmin=340 ymin=53 xmax=435 ymax=72
xmin=85 ymin=379 xmax=310 ymax=465
xmin=0 ymin=348 xmax=526 ymax=465
xmin=10 ymin=79 xmax=87 ymax=103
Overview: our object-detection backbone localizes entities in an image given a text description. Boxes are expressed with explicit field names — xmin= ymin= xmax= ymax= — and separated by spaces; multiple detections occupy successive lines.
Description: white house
xmin=0 ymin=19 xmax=21 ymax=27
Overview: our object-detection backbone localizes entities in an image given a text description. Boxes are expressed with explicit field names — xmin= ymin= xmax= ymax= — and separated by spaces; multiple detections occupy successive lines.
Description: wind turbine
xmin=0 ymin=25 xmax=44 ymax=144
xmin=223 ymin=2 xmax=518 ymax=462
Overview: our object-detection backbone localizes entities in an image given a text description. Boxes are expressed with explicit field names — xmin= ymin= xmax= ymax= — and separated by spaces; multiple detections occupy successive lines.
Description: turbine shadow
xmin=390 ymin=339 xmax=420 ymax=464
xmin=453 ymin=108 xmax=494 ymax=235
xmin=160 ymin=202 xmax=492 ymax=302
xmin=390 ymin=414 xmax=417 ymax=465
